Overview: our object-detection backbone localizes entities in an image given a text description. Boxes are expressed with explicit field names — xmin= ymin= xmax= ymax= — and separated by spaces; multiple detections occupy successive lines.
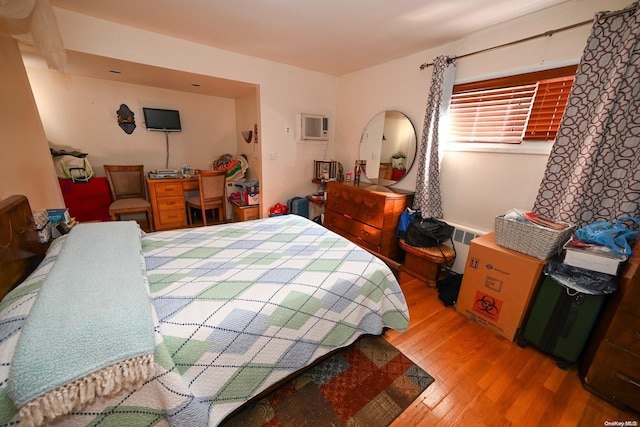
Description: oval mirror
xmin=359 ymin=111 xmax=417 ymax=185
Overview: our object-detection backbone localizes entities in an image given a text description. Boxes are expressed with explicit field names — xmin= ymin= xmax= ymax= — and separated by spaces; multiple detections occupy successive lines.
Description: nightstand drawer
xmin=585 ymin=341 xmax=640 ymax=412
xmin=158 ymin=209 xmax=186 ymax=226
xmin=619 ymin=276 xmax=640 ymax=314
xmin=154 ymin=182 xmax=184 ymax=196
xmin=157 ymin=195 xmax=185 ymax=211
xmin=606 ymin=310 xmax=640 ymax=355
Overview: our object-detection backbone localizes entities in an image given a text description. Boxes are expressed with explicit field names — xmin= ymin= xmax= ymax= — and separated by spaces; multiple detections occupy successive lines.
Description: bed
xmin=0 ymin=195 xmax=409 ymax=426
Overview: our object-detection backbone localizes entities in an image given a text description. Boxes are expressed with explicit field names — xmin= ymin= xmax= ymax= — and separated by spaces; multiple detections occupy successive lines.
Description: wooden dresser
xmin=324 ymin=182 xmax=411 ymax=261
xmin=579 ymin=239 xmax=640 ymax=412
xmin=146 ymin=177 xmax=198 ymax=231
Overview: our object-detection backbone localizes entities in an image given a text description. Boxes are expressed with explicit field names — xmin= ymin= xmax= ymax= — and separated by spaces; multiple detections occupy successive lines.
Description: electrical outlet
xmin=285 ymin=126 xmax=291 ymax=135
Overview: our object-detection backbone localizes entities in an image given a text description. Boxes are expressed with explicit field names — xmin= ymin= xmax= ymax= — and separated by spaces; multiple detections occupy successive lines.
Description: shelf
xmin=306 ymin=195 xmax=325 ymax=206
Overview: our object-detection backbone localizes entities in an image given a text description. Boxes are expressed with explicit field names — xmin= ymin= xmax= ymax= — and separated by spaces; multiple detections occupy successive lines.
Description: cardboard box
xmin=245 ymin=193 xmax=259 ymax=205
xmin=456 ymin=232 xmax=545 ymax=341
xmin=234 ymin=180 xmax=259 ymax=206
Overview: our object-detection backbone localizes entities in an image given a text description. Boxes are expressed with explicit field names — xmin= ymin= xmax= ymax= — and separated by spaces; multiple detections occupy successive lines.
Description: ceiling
xmin=23 ymin=0 xmax=573 ymax=96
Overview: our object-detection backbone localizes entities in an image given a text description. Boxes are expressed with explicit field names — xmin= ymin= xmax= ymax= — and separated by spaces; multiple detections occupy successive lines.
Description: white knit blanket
xmin=7 ymin=222 xmax=155 ymax=427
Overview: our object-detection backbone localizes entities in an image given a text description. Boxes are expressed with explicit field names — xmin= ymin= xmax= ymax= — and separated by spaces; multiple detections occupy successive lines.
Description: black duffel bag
xmin=405 ymin=217 xmax=454 ymax=248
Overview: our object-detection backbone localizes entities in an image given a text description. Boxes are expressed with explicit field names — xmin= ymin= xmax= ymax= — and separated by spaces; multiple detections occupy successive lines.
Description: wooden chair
xmin=186 ymin=170 xmax=227 ymax=225
xmin=104 ymin=165 xmax=154 ymax=231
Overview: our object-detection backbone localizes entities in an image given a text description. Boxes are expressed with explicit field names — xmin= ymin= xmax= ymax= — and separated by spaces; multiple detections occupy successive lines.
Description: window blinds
xmin=448 ymin=67 xmax=576 ymax=144
xmin=448 ymin=84 xmax=537 ymax=143
xmin=524 ymin=76 xmax=574 ymax=140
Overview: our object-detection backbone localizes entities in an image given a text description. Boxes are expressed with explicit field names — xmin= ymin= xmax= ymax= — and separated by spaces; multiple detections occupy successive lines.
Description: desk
xmin=146 ymin=177 xmax=198 ymax=231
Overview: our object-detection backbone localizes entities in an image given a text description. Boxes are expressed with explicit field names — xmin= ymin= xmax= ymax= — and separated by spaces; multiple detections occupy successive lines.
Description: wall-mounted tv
xmin=143 ymin=107 xmax=182 ymax=132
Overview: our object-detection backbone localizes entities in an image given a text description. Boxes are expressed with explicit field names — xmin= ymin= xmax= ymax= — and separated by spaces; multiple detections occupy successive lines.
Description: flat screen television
xmin=143 ymin=107 xmax=182 ymax=132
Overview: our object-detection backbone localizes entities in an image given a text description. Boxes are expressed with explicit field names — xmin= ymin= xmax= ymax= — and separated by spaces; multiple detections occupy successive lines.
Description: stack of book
xmin=563 ymin=237 xmax=628 ymax=275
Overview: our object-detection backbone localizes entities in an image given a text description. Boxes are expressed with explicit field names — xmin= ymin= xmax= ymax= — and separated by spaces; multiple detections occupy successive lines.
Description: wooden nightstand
xmin=232 ymin=200 xmax=259 ymax=222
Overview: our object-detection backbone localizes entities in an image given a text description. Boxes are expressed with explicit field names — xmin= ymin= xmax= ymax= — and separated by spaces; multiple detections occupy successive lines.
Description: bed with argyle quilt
xmin=0 ymin=209 xmax=409 ymax=426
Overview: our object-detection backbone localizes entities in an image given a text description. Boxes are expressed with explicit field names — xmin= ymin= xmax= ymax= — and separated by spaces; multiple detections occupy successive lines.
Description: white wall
xmin=335 ymin=0 xmax=629 ymax=232
xmin=24 ymin=8 xmax=338 ymax=217
xmin=0 ymin=34 xmax=63 ymax=210
xmin=27 ymin=68 xmax=239 ymax=176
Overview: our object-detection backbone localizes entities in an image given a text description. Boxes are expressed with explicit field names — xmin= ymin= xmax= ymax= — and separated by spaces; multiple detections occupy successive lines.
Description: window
xmin=447 ymin=65 xmax=577 ymax=144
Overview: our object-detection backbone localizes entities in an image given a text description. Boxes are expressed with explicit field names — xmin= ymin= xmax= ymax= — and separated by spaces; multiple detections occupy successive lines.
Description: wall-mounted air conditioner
xmin=298 ymin=113 xmax=328 ymax=141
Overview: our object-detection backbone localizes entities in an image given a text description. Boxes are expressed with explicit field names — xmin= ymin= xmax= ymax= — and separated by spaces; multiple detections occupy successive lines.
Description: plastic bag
xmin=544 ymin=259 xmax=618 ymax=295
xmin=396 ymin=207 xmax=419 ymax=239
xmin=268 ymin=203 xmax=288 ymax=216
xmin=574 ymin=216 xmax=640 ymax=256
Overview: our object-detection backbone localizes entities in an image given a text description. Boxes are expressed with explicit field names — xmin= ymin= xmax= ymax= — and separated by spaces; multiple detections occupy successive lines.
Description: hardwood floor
xmin=385 ymin=277 xmax=639 ymax=427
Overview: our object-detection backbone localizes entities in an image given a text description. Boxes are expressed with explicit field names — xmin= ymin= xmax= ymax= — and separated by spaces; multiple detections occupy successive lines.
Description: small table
xmin=231 ymin=200 xmax=260 ymax=222
xmin=399 ymin=239 xmax=455 ymax=287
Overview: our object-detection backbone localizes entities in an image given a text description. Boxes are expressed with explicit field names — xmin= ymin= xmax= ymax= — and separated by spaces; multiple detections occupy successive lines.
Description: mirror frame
xmin=359 ymin=110 xmax=417 ymax=186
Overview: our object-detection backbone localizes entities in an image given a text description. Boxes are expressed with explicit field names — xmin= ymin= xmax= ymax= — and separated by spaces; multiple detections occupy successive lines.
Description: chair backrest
xmin=198 ymin=170 xmax=227 ymax=202
xmin=104 ymin=165 xmax=146 ymax=200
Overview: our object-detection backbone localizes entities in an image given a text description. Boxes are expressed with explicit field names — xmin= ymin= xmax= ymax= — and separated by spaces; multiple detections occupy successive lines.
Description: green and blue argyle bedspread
xmin=0 ymin=215 xmax=409 ymax=426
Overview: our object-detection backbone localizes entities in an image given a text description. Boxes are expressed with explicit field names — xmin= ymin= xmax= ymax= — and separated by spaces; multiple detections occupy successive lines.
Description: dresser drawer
xmin=158 ymin=209 xmax=187 ymax=226
xmin=157 ymin=195 xmax=185 ymax=211
xmin=585 ymin=341 xmax=640 ymax=412
xmin=606 ymin=310 xmax=640 ymax=355
xmin=153 ymin=182 xmax=184 ymax=197
xmin=325 ymin=210 xmax=381 ymax=247
xmin=325 ymin=187 xmax=385 ymax=228
xmin=182 ymin=180 xmax=199 ymax=191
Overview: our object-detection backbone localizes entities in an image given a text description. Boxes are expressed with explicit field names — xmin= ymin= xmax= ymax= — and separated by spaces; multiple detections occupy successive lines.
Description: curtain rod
xmin=419 ymin=3 xmax=638 ymax=70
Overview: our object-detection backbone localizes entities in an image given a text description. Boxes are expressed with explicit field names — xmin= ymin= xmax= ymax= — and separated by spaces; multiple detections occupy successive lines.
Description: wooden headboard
xmin=0 ymin=195 xmax=46 ymax=301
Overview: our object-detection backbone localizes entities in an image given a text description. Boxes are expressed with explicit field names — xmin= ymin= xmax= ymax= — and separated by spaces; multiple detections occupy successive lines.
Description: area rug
xmin=220 ymin=335 xmax=434 ymax=427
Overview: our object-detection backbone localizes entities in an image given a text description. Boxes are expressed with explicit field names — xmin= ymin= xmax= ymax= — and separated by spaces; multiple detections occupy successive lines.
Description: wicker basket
xmin=494 ymin=215 xmax=576 ymax=260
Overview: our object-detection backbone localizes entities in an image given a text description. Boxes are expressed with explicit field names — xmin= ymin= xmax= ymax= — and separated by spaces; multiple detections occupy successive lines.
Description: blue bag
xmin=574 ymin=216 xmax=640 ymax=256
xmin=396 ymin=207 xmax=419 ymax=239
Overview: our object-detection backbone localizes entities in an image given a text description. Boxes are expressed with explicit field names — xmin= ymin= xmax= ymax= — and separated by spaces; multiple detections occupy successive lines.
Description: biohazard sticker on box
xmin=471 ymin=290 xmax=503 ymax=322
xmin=456 ymin=232 xmax=544 ymax=341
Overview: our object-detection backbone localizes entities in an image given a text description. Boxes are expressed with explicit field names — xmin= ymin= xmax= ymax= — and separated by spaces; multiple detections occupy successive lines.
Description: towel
xmin=7 ymin=221 xmax=155 ymax=426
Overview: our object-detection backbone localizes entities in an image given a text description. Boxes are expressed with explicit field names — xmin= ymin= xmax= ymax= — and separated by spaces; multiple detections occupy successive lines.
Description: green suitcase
xmin=517 ymin=276 xmax=606 ymax=369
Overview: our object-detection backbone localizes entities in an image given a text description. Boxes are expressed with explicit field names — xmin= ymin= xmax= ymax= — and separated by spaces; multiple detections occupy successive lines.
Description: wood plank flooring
xmin=385 ymin=277 xmax=639 ymax=427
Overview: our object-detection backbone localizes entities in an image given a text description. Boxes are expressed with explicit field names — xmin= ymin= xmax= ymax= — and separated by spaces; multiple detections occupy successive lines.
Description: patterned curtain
xmin=413 ymin=56 xmax=456 ymax=218
xmin=533 ymin=3 xmax=640 ymax=228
